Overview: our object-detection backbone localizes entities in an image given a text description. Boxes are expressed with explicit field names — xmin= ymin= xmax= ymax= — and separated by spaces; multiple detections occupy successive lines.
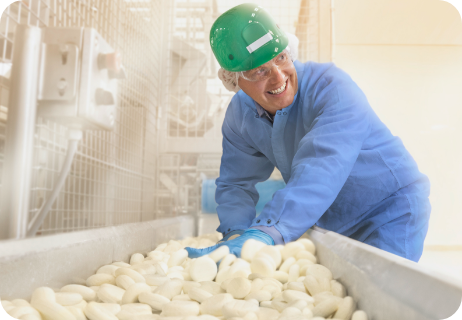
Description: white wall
xmin=333 ymin=0 xmax=462 ymax=245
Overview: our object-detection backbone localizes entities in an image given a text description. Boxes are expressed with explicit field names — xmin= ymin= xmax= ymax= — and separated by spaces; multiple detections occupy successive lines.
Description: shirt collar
xmin=255 ymin=102 xmax=274 ymax=122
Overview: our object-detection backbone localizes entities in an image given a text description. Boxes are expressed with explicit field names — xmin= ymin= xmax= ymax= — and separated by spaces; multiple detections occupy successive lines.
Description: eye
xmin=255 ymin=68 xmax=267 ymax=75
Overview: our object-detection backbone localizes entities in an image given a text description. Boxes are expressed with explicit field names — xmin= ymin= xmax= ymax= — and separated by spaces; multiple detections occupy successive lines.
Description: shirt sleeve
xmin=215 ymin=98 xmax=275 ymax=235
xmin=250 ymin=72 xmax=372 ymax=242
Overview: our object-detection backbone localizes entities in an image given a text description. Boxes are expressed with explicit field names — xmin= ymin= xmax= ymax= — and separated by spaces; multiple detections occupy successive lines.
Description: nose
xmin=270 ymin=65 xmax=286 ymax=83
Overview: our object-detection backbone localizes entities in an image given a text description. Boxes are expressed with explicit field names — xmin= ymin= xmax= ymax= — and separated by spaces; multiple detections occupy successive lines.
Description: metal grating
xmin=0 ymin=0 xmax=328 ymax=236
xmin=0 ymin=0 xmax=166 ymax=235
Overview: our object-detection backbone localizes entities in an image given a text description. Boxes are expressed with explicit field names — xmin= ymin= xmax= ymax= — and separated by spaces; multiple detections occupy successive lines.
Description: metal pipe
xmin=0 ymin=25 xmax=42 ymax=239
xmin=27 ymin=130 xmax=82 ymax=237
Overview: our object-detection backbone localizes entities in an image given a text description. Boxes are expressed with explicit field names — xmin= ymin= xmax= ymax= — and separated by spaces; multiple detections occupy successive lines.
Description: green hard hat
xmin=210 ymin=3 xmax=289 ymax=72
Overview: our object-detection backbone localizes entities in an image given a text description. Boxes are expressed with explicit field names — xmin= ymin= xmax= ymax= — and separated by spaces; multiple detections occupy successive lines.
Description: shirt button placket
xmin=271 ymin=109 xmax=290 ymax=175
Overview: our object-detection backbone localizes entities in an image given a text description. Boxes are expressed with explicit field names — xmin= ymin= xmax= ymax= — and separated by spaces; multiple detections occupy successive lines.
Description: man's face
xmin=238 ymin=52 xmax=298 ymax=115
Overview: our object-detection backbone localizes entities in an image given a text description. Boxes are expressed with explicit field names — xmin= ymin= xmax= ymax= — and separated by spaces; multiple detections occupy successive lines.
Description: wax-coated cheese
xmin=130 ymin=253 xmax=145 ymax=266
xmin=121 ymin=283 xmax=151 ymax=304
xmin=61 ymin=284 xmax=97 ymax=301
xmin=97 ymin=265 xmax=120 ymax=276
xmin=279 ymin=257 xmax=296 ymax=273
xmin=31 ymin=287 xmax=76 ymax=320
xmin=282 ymin=290 xmax=314 ymax=304
xmin=219 ymin=254 xmax=237 ymax=271
xmin=116 ymin=303 xmax=152 ymax=320
xmin=55 ymin=292 xmax=83 ymax=306
xmin=273 ymin=271 xmax=289 ymax=284
xmin=287 ymin=281 xmax=306 ymax=293
xmin=161 ymin=300 xmax=200 ymax=317
xmin=312 ymin=297 xmax=342 ymax=318
xmin=115 ymin=268 xmax=146 ymax=283
xmin=138 ymin=292 xmax=170 ymax=311
xmin=116 ymin=275 xmax=137 ymax=290
xmin=250 ymin=257 xmax=274 ymax=277
xmin=296 ymin=238 xmax=316 ymax=255
xmin=331 ymin=280 xmax=347 ymax=298
xmin=65 ymin=306 xmax=87 ymax=320
xmin=200 ymin=281 xmax=225 ymax=295
xmin=245 ymin=290 xmax=272 ymax=302
xmin=168 ymin=249 xmax=188 ymax=267
xmin=200 ymin=293 xmax=234 ymax=316
xmin=84 ymin=302 xmax=119 ymax=320
xmin=8 ymin=233 xmax=371 ymax=320
xmin=256 ymin=246 xmax=282 ymax=269
xmin=281 ymin=242 xmax=305 ymax=261
xmin=352 ymin=310 xmax=368 ymax=320
xmin=7 ymin=306 xmax=41 ymax=319
xmin=86 ymin=274 xmax=116 ymax=287
xmin=306 ymin=264 xmax=333 ymax=281
xmin=97 ymin=284 xmax=125 ymax=304
xmin=334 ymin=296 xmax=356 ymax=320
xmin=241 ymin=239 xmax=266 ymax=262
xmin=189 ymin=257 xmax=218 ymax=282
xmin=182 ymin=280 xmax=201 ymax=294
xmin=153 ymin=279 xmax=183 ymax=300
xmin=188 ymin=287 xmax=213 ymax=302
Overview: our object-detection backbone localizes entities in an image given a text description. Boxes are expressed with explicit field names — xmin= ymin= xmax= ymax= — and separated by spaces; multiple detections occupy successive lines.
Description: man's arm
xmin=215 ymin=97 xmax=275 ymax=236
xmin=251 ymin=69 xmax=372 ymax=242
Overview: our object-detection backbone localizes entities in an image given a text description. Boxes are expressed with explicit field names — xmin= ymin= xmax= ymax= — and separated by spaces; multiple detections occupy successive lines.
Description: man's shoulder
xmin=295 ymin=61 xmax=359 ymax=105
xmin=226 ymin=91 xmax=254 ymax=119
xmin=297 ymin=61 xmax=352 ymax=87
xmin=221 ymin=91 xmax=254 ymax=135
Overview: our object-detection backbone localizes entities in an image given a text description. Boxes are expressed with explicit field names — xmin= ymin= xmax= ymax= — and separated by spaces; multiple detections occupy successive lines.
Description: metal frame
xmin=0 ymin=0 xmax=330 ymax=237
xmin=0 ymin=24 xmax=42 ymax=239
xmin=0 ymin=215 xmax=195 ymax=300
xmin=308 ymin=226 xmax=462 ymax=320
xmin=0 ymin=0 xmax=165 ymax=236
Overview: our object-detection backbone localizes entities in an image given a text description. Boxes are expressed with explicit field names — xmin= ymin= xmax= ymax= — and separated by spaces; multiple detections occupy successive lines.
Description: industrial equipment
xmin=0 ymin=1 xmax=459 ymax=320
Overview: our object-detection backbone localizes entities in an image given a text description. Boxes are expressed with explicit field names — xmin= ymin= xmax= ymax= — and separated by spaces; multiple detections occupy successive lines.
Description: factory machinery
xmin=0 ymin=1 xmax=461 ymax=320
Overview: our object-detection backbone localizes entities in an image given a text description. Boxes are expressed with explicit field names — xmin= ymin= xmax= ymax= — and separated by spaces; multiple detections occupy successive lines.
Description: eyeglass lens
xmin=242 ymin=51 xmax=290 ymax=81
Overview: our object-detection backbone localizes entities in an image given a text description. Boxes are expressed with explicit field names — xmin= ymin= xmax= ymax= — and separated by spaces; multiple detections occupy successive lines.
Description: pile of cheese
xmin=1 ymin=233 xmax=369 ymax=320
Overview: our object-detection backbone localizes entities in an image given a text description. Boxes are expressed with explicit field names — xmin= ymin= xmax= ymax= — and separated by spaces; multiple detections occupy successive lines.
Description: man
xmin=186 ymin=3 xmax=430 ymax=262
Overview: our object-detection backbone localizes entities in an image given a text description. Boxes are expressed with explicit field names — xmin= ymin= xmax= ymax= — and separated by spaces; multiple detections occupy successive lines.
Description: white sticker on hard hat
xmin=246 ymin=32 xmax=274 ymax=54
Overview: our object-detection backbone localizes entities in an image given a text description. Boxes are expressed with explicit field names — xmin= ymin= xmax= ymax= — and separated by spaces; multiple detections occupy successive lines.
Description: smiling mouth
xmin=267 ymin=79 xmax=288 ymax=95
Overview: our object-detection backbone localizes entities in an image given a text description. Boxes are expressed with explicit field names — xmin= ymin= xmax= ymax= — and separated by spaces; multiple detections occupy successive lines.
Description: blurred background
xmin=0 ymin=0 xmax=461 ymax=278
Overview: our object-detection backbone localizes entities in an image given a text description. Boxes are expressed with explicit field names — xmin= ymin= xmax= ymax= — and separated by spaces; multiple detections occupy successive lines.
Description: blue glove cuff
xmin=185 ymin=244 xmax=219 ymax=259
xmin=220 ymin=229 xmax=245 ymax=243
xmin=185 ymin=229 xmax=274 ymax=259
xmin=242 ymin=229 xmax=275 ymax=246
xmin=250 ymin=226 xmax=284 ymax=245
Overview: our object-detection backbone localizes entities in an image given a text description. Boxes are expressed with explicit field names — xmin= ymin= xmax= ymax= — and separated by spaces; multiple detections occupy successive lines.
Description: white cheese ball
xmin=189 ymin=256 xmax=218 ymax=282
xmin=226 ymin=277 xmax=252 ymax=299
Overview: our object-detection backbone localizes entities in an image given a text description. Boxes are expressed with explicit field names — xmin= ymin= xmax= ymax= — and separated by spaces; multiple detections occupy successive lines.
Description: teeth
xmin=269 ymin=82 xmax=286 ymax=94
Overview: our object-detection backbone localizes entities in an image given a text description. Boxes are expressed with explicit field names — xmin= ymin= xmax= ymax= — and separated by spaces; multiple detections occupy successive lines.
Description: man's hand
xmin=185 ymin=229 xmax=274 ymax=259
xmin=217 ymin=229 xmax=245 ymax=243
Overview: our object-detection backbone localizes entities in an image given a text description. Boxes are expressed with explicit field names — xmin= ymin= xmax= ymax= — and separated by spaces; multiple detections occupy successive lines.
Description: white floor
xmin=419 ymin=247 xmax=462 ymax=283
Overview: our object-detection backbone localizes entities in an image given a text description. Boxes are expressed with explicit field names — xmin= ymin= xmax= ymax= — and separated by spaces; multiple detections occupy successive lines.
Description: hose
xmin=27 ymin=130 xmax=82 ymax=237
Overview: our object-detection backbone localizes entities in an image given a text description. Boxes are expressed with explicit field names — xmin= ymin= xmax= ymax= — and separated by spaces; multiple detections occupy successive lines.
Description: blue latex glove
xmin=186 ymin=229 xmax=274 ymax=258
xmin=218 ymin=229 xmax=245 ymax=243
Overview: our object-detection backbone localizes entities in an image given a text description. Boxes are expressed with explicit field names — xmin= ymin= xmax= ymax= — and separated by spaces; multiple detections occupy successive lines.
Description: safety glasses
xmin=239 ymin=49 xmax=292 ymax=82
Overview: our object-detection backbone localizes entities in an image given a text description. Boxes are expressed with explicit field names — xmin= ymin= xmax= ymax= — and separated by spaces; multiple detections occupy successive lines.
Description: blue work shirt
xmin=216 ymin=61 xmax=431 ymax=262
